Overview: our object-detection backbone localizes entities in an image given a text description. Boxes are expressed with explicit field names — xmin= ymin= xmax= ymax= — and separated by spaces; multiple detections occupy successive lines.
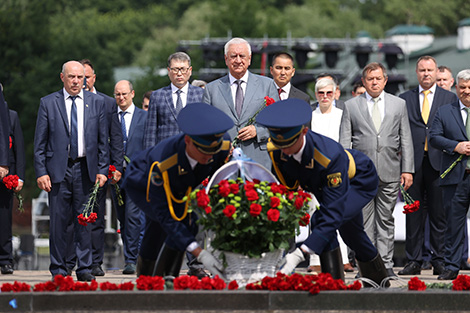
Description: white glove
xmin=197 ymin=249 xmax=225 ymax=279
xmin=280 ymin=248 xmax=306 ymax=275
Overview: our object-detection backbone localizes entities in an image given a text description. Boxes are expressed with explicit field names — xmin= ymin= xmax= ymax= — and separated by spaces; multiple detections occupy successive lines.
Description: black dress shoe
xmin=432 ymin=263 xmax=445 ymax=275
xmin=386 ymin=268 xmax=397 ymax=277
xmin=1 ymin=264 xmax=13 ymax=275
xmin=461 ymin=260 xmax=470 ymax=270
xmin=187 ymin=268 xmax=209 ymax=279
xmin=398 ymin=261 xmax=421 ymax=275
xmin=123 ymin=263 xmax=136 ymax=275
xmin=91 ymin=265 xmax=105 ymax=276
xmin=438 ymin=269 xmax=459 ymax=280
xmin=421 ymin=260 xmax=432 ymax=270
xmin=76 ymin=272 xmax=95 ymax=282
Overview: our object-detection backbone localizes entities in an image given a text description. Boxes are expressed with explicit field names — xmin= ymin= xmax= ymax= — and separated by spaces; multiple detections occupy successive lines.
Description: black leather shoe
xmin=123 ymin=263 xmax=136 ymax=275
xmin=421 ymin=260 xmax=432 ymax=270
xmin=433 ymin=262 xmax=446 ymax=275
xmin=187 ymin=268 xmax=209 ymax=279
xmin=438 ymin=269 xmax=458 ymax=280
xmin=461 ymin=260 xmax=470 ymax=270
xmin=91 ymin=265 xmax=105 ymax=276
xmin=398 ymin=261 xmax=421 ymax=275
xmin=76 ymin=272 xmax=95 ymax=282
xmin=386 ymin=268 xmax=397 ymax=277
xmin=1 ymin=264 xmax=13 ymax=275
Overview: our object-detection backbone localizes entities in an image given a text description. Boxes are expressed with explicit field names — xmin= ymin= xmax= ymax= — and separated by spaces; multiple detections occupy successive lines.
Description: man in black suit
xmin=67 ymin=59 xmax=124 ymax=277
xmin=270 ymin=52 xmax=310 ymax=103
xmin=311 ymin=73 xmax=345 ymax=111
xmin=0 ymin=89 xmax=9 ymax=181
xmin=429 ymin=69 xmax=470 ymax=280
xmin=398 ymin=56 xmax=458 ymax=276
xmin=34 ymin=60 xmax=109 ymax=281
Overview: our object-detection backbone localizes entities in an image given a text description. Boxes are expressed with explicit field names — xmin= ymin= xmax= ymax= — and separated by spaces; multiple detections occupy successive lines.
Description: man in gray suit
xmin=203 ymin=37 xmax=279 ymax=168
xmin=270 ymin=52 xmax=310 ymax=103
xmin=340 ymin=62 xmax=414 ymax=277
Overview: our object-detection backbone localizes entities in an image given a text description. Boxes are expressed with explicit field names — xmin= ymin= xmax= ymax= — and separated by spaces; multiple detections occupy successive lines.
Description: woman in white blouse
xmin=307 ymin=78 xmax=353 ymax=273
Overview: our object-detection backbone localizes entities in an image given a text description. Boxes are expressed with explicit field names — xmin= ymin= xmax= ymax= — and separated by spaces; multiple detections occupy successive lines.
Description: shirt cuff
xmin=301 ymin=244 xmax=314 ymax=254
xmin=186 ymin=241 xmax=199 ymax=253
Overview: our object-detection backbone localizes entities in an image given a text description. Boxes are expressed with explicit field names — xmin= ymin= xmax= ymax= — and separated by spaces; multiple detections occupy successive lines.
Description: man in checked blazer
xmin=340 ymin=62 xmax=414 ymax=277
xmin=143 ymin=52 xmax=204 ymax=149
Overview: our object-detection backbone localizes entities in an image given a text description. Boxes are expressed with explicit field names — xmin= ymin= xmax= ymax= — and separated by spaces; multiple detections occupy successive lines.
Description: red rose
xmin=299 ymin=213 xmax=310 ymax=226
xmin=218 ymin=180 xmax=231 ymax=197
xmin=244 ymin=181 xmax=255 ymax=191
xmin=196 ymin=189 xmax=210 ymax=208
xmin=204 ymin=206 xmax=212 ymax=214
xmin=264 ymin=96 xmax=275 ymax=106
xmin=229 ymin=183 xmax=239 ymax=194
xmin=249 ymin=203 xmax=262 ymax=217
xmin=245 ymin=189 xmax=259 ymax=201
xmin=269 ymin=183 xmax=284 ymax=195
xmin=108 ymin=165 xmax=116 ymax=179
xmin=270 ymin=196 xmax=281 ymax=208
xmin=223 ymin=205 xmax=236 ymax=219
xmin=267 ymin=208 xmax=280 ymax=222
xmin=294 ymin=196 xmax=304 ymax=210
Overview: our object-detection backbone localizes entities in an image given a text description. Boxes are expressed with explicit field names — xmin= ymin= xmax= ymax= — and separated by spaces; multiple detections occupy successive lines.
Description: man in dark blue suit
xmin=429 ymin=69 xmax=470 ymax=280
xmin=124 ymin=103 xmax=233 ymax=280
xmin=398 ymin=56 xmax=458 ymax=276
xmin=0 ymin=89 xmax=9 ymax=180
xmin=144 ymin=52 xmax=204 ymax=149
xmin=77 ymin=59 xmax=124 ymax=277
xmin=113 ymin=80 xmax=147 ymax=275
xmin=34 ymin=61 xmax=109 ymax=281
xmin=256 ymin=99 xmax=389 ymax=287
xmin=0 ymin=106 xmax=24 ymax=275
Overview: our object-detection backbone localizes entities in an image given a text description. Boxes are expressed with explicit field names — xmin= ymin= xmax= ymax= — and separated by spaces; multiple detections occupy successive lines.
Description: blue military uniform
xmin=123 ymin=103 xmax=233 ymax=278
xmin=256 ymin=99 xmax=388 ymax=287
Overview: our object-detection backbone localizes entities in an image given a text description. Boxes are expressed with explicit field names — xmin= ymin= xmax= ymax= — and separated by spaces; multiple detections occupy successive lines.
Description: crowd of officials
xmin=0 ymin=37 xmax=469 ymax=284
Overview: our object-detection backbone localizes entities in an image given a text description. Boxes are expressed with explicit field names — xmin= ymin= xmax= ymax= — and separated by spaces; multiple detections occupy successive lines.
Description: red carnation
xmin=2 ymin=174 xmax=19 ymax=190
xmin=108 ymin=165 xmax=117 ymax=179
xmin=218 ymin=180 xmax=231 ymax=197
xmin=408 ymin=277 xmax=426 ymax=291
xmin=228 ymin=280 xmax=239 ymax=290
xmin=77 ymin=214 xmax=88 ymax=226
xmin=294 ymin=196 xmax=304 ymax=210
xmin=201 ymin=178 xmax=209 ymax=187
xmin=196 ymin=189 xmax=210 ymax=208
xmin=264 ymin=96 xmax=275 ymax=106
xmin=229 ymin=183 xmax=239 ymax=194
xmin=87 ymin=212 xmax=98 ymax=224
xmin=9 ymin=136 xmax=12 ymax=149
xmin=204 ymin=206 xmax=212 ymax=214
xmin=267 ymin=208 xmax=280 ymax=222
xmin=249 ymin=203 xmax=262 ymax=217
xmin=223 ymin=204 xmax=236 ymax=219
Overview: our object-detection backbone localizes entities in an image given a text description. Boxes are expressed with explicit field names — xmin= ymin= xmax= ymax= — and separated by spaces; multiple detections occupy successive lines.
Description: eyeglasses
xmin=169 ymin=67 xmax=190 ymax=74
xmin=317 ymin=91 xmax=334 ymax=97
xmin=114 ymin=92 xmax=130 ymax=98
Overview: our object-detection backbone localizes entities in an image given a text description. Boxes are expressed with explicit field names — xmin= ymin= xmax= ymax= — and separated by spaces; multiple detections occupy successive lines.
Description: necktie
xmin=466 ymin=108 xmax=470 ymax=168
xmin=120 ymin=111 xmax=128 ymax=153
xmin=371 ymin=97 xmax=381 ymax=132
xmin=175 ymin=89 xmax=183 ymax=114
xmin=70 ymin=95 xmax=78 ymax=160
xmin=278 ymin=88 xmax=284 ymax=100
xmin=422 ymin=90 xmax=431 ymax=151
xmin=235 ymin=80 xmax=244 ymax=117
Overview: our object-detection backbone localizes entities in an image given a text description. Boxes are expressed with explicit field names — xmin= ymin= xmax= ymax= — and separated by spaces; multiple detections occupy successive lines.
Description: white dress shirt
xmin=64 ymin=88 xmax=85 ymax=158
xmin=229 ymin=72 xmax=249 ymax=106
xmin=171 ymin=83 xmax=190 ymax=109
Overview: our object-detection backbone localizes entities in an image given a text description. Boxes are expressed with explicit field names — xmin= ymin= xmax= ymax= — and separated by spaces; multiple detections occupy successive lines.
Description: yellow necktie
xmin=422 ymin=90 xmax=431 ymax=151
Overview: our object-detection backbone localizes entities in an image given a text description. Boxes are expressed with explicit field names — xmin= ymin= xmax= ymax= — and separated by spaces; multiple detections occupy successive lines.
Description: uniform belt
xmin=68 ymin=157 xmax=86 ymax=164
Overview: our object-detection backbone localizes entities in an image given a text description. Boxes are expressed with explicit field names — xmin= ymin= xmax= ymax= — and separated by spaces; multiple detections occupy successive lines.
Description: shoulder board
xmin=314 ymin=148 xmax=331 ymax=168
xmin=267 ymin=141 xmax=279 ymax=152
xmin=221 ymin=140 xmax=230 ymax=151
xmin=157 ymin=153 xmax=178 ymax=173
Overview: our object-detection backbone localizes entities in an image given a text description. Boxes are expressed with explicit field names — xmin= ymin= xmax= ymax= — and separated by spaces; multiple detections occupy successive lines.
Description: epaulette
xmin=314 ymin=148 xmax=331 ymax=168
xmin=344 ymin=150 xmax=356 ymax=179
xmin=221 ymin=140 xmax=230 ymax=151
xmin=157 ymin=153 xmax=178 ymax=173
xmin=267 ymin=141 xmax=279 ymax=152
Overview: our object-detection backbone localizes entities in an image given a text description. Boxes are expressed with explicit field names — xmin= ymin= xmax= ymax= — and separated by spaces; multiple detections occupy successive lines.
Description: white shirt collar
xmin=419 ymin=83 xmax=437 ymax=95
xmin=118 ymin=103 xmax=136 ymax=115
xmin=229 ymin=71 xmax=249 ymax=85
xmin=63 ymin=88 xmax=84 ymax=100
xmin=185 ymin=151 xmax=198 ymax=170
xmin=171 ymin=83 xmax=189 ymax=94
xmin=291 ymin=136 xmax=307 ymax=163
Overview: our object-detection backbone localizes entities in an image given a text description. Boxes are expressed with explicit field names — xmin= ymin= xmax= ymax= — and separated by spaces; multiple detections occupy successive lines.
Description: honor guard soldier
xmin=256 ymin=98 xmax=389 ymax=287
xmin=123 ymin=103 xmax=232 ymax=280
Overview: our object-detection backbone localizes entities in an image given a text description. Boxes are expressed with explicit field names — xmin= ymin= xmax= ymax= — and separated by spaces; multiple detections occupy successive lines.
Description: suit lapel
xmin=219 ymin=76 xmax=237 ymax=119
xmin=164 ymin=87 xmax=178 ymax=121
xmin=83 ymin=92 xmax=91 ymax=132
xmin=450 ymin=102 xmax=467 ymax=137
xmin=357 ymin=95 xmax=376 ymax=132
xmin=56 ymin=91 xmax=70 ymax=133
xmin=410 ymin=88 xmax=425 ymax=124
xmin=241 ymin=72 xmax=260 ymax=120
